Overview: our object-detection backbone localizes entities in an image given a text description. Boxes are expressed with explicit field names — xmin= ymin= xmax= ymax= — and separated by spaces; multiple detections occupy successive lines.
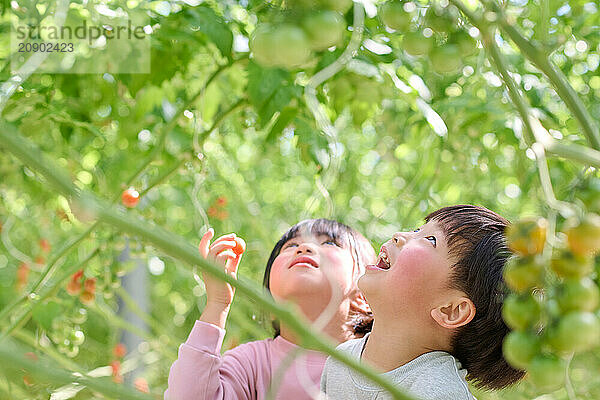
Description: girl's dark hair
xmin=425 ymin=205 xmax=526 ymax=390
xmin=262 ymin=219 xmax=375 ymax=338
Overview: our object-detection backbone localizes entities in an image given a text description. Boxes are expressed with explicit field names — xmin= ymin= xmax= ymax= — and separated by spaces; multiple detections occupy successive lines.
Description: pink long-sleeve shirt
xmin=164 ymin=321 xmax=327 ymax=400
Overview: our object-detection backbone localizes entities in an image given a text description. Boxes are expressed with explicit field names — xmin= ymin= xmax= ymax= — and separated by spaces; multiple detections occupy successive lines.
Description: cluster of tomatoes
xmin=380 ymin=1 xmax=477 ymax=74
xmin=66 ymin=269 xmax=97 ymax=305
xmin=208 ymin=196 xmax=229 ymax=221
xmin=503 ymin=215 xmax=600 ymax=392
xmin=48 ymin=308 xmax=88 ymax=358
xmin=250 ymin=0 xmax=351 ymax=69
xmin=249 ymin=0 xmax=478 ymax=75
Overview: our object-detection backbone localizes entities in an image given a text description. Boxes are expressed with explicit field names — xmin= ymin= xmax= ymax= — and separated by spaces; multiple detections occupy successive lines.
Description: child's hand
xmin=198 ymin=228 xmax=246 ymax=322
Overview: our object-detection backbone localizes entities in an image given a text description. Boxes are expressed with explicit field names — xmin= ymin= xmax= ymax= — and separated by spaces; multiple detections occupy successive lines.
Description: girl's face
xmin=268 ymin=232 xmax=357 ymax=307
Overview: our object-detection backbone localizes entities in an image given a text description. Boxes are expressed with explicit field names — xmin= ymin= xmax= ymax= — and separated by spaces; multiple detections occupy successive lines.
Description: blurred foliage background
xmin=1 ymin=0 xmax=600 ymax=399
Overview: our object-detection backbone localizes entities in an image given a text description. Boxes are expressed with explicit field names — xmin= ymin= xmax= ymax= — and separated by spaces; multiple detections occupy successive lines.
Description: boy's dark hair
xmin=262 ymin=218 xmax=375 ymax=337
xmin=425 ymin=205 xmax=526 ymax=390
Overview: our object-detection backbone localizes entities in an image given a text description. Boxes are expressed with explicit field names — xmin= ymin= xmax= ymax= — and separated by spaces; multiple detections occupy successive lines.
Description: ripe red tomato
xmin=66 ymin=279 xmax=82 ymax=296
xmin=502 ymin=293 xmax=541 ymax=330
xmin=232 ymin=237 xmax=246 ymax=256
xmin=39 ymin=238 xmax=51 ymax=253
xmin=502 ymin=331 xmax=540 ymax=370
xmin=216 ymin=196 xmax=228 ymax=207
xmin=113 ymin=343 xmax=127 ymax=358
xmin=79 ymin=290 xmax=95 ymax=305
xmin=121 ymin=188 xmax=140 ymax=208
xmin=84 ymin=278 xmax=96 ymax=293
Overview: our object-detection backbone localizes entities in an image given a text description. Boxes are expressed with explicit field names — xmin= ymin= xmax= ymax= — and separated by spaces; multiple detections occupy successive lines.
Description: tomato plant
xmin=2 ymin=0 xmax=600 ymax=398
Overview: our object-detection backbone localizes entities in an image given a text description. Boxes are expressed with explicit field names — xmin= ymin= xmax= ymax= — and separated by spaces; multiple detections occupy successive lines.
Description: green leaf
xmin=247 ymin=62 xmax=299 ymax=127
xmin=266 ymin=106 xmax=298 ymax=143
xmin=185 ymin=6 xmax=233 ymax=58
xmin=32 ymin=301 xmax=63 ymax=331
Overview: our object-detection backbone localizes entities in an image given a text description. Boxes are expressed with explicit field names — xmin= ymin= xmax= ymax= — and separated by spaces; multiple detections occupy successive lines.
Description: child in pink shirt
xmin=164 ymin=219 xmax=375 ymax=400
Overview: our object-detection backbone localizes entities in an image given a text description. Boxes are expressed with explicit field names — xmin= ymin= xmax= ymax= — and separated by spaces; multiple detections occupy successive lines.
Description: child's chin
xmin=358 ymin=274 xmax=377 ymax=295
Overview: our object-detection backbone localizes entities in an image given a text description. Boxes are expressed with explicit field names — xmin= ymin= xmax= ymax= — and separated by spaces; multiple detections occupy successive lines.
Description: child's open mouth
xmin=374 ymin=250 xmax=391 ymax=270
xmin=289 ymin=256 xmax=319 ymax=269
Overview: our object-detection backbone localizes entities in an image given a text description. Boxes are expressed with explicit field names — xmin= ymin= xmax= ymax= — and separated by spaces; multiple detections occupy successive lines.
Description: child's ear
xmin=430 ymin=297 xmax=475 ymax=329
xmin=349 ymin=289 xmax=371 ymax=315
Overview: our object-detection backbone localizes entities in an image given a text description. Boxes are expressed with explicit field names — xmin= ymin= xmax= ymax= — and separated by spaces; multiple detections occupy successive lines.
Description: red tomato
xmin=113 ymin=343 xmax=127 ymax=358
xmin=39 ymin=239 xmax=51 ymax=253
xmin=66 ymin=279 xmax=81 ymax=296
xmin=121 ymin=188 xmax=140 ymax=208
xmin=79 ymin=290 xmax=95 ymax=305
xmin=216 ymin=196 xmax=228 ymax=207
xmin=84 ymin=278 xmax=96 ymax=293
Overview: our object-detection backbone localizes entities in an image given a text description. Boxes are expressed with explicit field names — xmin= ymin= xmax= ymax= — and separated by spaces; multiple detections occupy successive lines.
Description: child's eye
xmin=284 ymin=242 xmax=298 ymax=249
xmin=413 ymin=228 xmax=421 ymax=232
xmin=322 ymin=240 xmax=339 ymax=246
xmin=425 ymin=236 xmax=437 ymax=247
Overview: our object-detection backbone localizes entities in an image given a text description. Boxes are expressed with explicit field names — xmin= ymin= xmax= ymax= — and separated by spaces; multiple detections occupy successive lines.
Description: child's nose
xmin=296 ymin=243 xmax=315 ymax=254
xmin=392 ymin=232 xmax=408 ymax=247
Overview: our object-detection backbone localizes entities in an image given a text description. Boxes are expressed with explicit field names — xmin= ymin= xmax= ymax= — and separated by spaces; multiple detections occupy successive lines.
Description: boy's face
xmin=358 ymin=220 xmax=457 ymax=318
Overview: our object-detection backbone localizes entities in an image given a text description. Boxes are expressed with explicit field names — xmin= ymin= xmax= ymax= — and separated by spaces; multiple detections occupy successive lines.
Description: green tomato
xmin=452 ymin=31 xmax=478 ymax=57
xmin=549 ymin=311 xmax=600 ymax=353
xmin=503 ymin=331 xmax=540 ymax=370
xmin=380 ymin=1 xmax=412 ymax=31
xmin=528 ymin=354 xmax=566 ymax=392
xmin=302 ymin=11 xmax=346 ymax=51
xmin=250 ymin=23 xmax=312 ymax=69
xmin=502 ymin=293 xmax=541 ymax=331
xmin=250 ymin=24 xmax=277 ymax=67
xmin=402 ymin=31 xmax=434 ymax=56
xmin=557 ymin=277 xmax=599 ymax=312
xmin=503 ymin=256 xmax=543 ymax=293
xmin=423 ymin=7 xmax=456 ymax=33
xmin=319 ymin=0 xmax=353 ymax=13
xmin=430 ymin=45 xmax=463 ymax=74
xmin=551 ymin=250 xmax=593 ymax=278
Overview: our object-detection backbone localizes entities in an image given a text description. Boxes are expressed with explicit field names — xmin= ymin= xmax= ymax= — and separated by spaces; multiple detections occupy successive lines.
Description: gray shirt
xmin=320 ymin=334 xmax=475 ymax=400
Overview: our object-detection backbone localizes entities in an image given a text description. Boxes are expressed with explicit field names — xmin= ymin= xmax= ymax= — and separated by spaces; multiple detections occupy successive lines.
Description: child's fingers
xmin=211 ymin=233 xmax=236 ymax=246
xmin=215 ymin=251 xmax=237 ymax=273
xmin=208 ymin=241 xmax=238 ymax=259
xmin=198 ymin=228 xmax=214 ymax=258
xmin=228 ymin=251 xmax=244 ymax=273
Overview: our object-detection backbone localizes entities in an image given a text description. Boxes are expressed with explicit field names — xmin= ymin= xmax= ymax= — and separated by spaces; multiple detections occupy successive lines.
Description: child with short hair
xmin=165 ymin=218 xmax=375 ymax=400
xmin=320 ymin=205 xmax=526 ymax=399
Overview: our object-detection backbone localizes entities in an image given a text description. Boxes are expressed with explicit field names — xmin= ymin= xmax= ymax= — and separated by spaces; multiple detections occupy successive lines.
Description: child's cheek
xmin=322 ymin=251 xmax=354 ymax=287
xmin=391 ymin=247 xmax=435 ymax=288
